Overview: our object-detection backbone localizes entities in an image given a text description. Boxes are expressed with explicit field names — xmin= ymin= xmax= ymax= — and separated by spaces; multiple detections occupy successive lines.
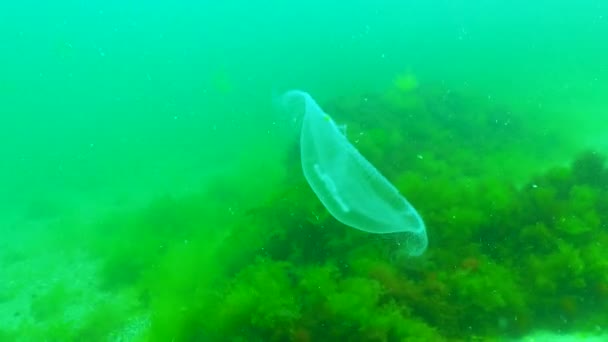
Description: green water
xmin=1 ymin=1 xmax=607 ymax=341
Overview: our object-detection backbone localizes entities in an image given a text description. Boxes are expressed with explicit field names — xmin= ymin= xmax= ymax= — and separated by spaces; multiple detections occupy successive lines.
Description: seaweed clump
xmin=12 ymin=79 xmax=608 ymax=341
xmin=152 ymin=81 xmax=607 ymax=340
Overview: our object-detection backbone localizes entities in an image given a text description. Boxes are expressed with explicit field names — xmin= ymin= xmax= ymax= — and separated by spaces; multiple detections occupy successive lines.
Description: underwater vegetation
xmin=3 ymin=79 xmax=607 ymax=341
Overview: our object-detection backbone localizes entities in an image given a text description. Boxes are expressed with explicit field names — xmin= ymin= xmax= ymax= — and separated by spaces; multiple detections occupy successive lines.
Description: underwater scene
xmin=1 ymin=1 xmax=608 ymax=341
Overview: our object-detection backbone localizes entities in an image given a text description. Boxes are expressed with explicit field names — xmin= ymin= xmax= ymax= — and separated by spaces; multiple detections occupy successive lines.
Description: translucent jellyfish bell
xmin=282 ymin=90 xmax=428 ymax=256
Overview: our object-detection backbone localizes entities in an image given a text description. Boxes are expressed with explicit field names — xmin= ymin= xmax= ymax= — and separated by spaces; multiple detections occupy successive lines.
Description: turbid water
xmin=1 ymin=1 xmax=607 ymax=340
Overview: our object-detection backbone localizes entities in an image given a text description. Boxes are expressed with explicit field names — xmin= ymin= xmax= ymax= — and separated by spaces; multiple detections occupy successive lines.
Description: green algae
xmin=5 ymin=81 xmax=608 ymax=341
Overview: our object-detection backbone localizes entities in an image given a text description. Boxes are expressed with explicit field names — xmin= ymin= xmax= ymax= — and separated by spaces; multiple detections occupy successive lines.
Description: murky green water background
xmin=1 ymin=1 xmax=607 ymax=340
